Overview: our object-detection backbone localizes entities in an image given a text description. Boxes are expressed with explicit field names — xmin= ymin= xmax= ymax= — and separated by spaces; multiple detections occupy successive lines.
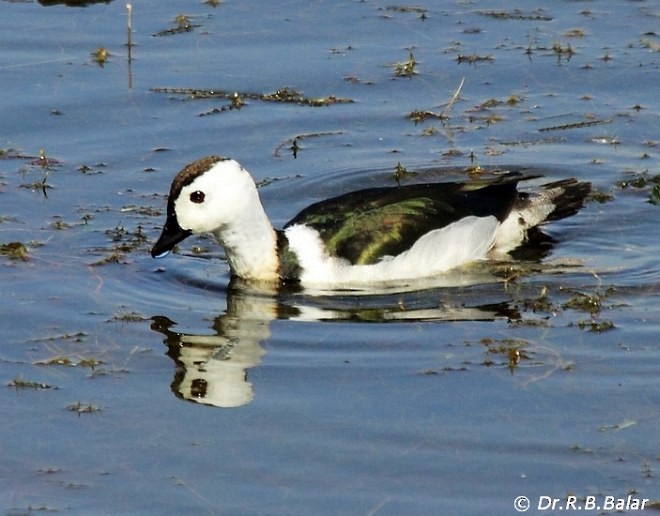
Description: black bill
xmin=151 ymin=214 xmax=192 ymax=258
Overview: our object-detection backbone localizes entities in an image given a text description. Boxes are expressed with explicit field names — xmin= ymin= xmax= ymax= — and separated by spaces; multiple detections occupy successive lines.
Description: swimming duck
xmin=151 ymin=156 xmax=590 ymax=288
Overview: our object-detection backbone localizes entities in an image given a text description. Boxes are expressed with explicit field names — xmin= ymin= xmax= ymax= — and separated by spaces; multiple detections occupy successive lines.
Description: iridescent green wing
xmin=324 ymin=196 xmax=444 ymax=264
xmin=285 ymin=178 xmax=520 ymax=265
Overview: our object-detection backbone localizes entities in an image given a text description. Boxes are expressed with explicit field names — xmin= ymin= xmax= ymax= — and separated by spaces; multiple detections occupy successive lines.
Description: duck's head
xmin=151 ymin=156 xmax=257 ymax=258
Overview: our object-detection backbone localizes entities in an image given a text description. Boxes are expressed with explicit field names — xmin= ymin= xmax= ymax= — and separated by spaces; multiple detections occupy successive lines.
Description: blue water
xmin=1 ymin=1 xmax=659 ymax=514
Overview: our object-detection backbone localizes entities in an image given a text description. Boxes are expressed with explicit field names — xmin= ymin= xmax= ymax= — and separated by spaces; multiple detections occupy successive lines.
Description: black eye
xmin=190 ymin=190 xmax=205 ymax=204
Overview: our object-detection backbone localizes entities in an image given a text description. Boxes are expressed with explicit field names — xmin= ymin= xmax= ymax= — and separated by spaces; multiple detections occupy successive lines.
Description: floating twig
xmin=273 ymin=130 xmax=344 ymax=158
xmin=442 ymin=76 xmax=465 ymax=118
xmin=539 ymin=118 xmax=612 ymax=132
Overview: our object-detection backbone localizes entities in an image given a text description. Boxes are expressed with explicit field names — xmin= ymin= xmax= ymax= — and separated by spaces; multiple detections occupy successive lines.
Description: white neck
xmin=173 ymin=158 xmax=282 ymax=282
xmin=212 ymin=195 xmax=279 ymax=281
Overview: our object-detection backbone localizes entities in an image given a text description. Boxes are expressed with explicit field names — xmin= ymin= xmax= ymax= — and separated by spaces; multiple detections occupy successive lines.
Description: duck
xmin=151 ymin=155 xmax=591 ymax=288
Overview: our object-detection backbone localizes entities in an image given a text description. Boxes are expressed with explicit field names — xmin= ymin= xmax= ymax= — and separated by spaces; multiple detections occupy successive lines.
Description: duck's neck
xmin=212 ymin=199 xmax=280 ymax=282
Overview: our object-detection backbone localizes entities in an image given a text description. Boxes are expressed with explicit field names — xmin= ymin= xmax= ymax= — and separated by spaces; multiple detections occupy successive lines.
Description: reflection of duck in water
xmin=151 ymin=288 xmax=273 ymax=408
xmin=151 ymin=280 xmax=524 ymax=408
xmin=151 ymin=156 xmax=590 ymax=289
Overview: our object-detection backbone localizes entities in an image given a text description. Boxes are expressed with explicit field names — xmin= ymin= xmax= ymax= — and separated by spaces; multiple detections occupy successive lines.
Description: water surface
xmin=1 ymin=1 xmax=659 ymax=514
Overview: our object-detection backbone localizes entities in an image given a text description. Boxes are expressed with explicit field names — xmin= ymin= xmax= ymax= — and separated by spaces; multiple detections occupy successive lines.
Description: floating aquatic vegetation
xmin=383 ymin=5 xmax=427 ymax=14
xmin=562 ymin=291 xmax=603 ymax=315
xmin=19 ymin=172 xmax=52 ymax=196
xmin=32 ymin=331 xmax=88 ymax=344
xmin=392 ymin=51 xmax=417 ymax=77
xmin=50 ymin=217 xmax=71 ymax=230
xmin=35 ymin=355 xmax=103 ymax=368
xmin=329 ymin=45 xmax=355 ymax=56
xmin=575 ymin=319 xmax=615 ymax=333
xmin=36 ymin=356 xmax=72 ymax=366
xmin=564 ymin=28 xmax=587 ymax=38
xmin=0 ymin=241 xmax=29 ymax=261
xmin=7 ymin=377 xmax=57 ymax=390
xmin=261 ymin=87 xmax=350 ymax=106
xmin=480 ymin=337 xmax=533 ymax=371
xmin=393 ymin=162 xmax=412 ymax=185
xmin=616 ymin=170 xmax=660 ymax=205
xmin=35 ymin=149 xmax=58 ymax=168
xmin=66 ymin=402 xmax=101 ymax=415
xmin=90 ymin=223 xmax=148 ymax=266
xmin=478 ymin=9 xmax=552 ymax=22
xmin=650 ymin=185 xmax=660 ymax=205
xmin=90 ymin=250 xmax=125 ymax=266
xmin=539 ymin=118 xmax=612 ymax=132
xmin=77 ymin=163 xmax=105 ymax=175
xmin=419 ymin=126 xmax=438 ymax=136
xmin=456 ymin=53 xmax=493 ymax=65
xmin=153 ymin=14 xmax=202 ymax=37
xmin=39 ymin=0 xmax=111 ymax=5
xmin=77 ymin=357 xmax=104 ymax=368
xmin=588 ymin=188 xmax=615 ymax=204
xmin=0 ymin=148 xmax=37 ymax=161
xmin=91 ymin=47 xmax=109 ymax=66
xmin=343 ymin=75 xmax=374 ymax=85
xmin=17 ymin=149 xmax=61 ymax=197
xmin=273 ymin=130 xmax=344 ymax=158
xmin=109 ymin=310 xmax=148 ymax=323
xmin=408 ymin=77 xmax=465 ymax=129
xmin=381 ymin=5 xmax=428 ymax=20
xmin=551 ymin=41 xmax=576 ymax=62
xmin=408 ymin=109 xmax=448 ymax=125
xmin=151 ymin=86 xmax=353 ymax=115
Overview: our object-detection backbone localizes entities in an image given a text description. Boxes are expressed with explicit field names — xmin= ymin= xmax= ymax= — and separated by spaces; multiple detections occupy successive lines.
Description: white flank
xmin=285 ymin=215 xmax=500 ymax=288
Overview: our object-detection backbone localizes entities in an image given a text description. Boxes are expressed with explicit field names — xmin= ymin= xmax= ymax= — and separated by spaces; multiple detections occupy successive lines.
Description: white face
xmin=174 ymin=159 xmax=256 ymax=234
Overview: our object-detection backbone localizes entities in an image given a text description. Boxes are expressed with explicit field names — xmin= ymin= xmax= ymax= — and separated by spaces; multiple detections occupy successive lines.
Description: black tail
xmin=542 ymin=179 xmax=591 ymax=222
